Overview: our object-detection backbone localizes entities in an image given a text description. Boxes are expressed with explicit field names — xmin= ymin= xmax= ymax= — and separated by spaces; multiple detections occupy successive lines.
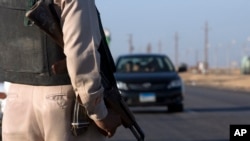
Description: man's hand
xmin=93 ymin=109 xmax=121 ymax=138
xmin=51 ymin=59 xmax=67 ymax=74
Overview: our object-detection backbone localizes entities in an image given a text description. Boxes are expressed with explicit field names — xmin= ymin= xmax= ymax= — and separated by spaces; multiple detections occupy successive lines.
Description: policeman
xmin=0 ymin=0 xmax=121 ymax=141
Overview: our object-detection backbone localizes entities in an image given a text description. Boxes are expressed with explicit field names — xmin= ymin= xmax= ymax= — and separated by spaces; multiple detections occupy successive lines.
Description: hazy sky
xmin=96 ymin=0 xmax=250 ymax=68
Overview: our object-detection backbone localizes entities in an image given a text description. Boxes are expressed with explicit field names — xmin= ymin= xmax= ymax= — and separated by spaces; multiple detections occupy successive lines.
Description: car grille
xmin=127 ymin=83 xmax=166 ymax=91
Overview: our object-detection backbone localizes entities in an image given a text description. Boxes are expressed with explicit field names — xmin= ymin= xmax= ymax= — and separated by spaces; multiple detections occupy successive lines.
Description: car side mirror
xmin=178 ymin=67 xmax=185 ymax=73
xmin=178 ymin=64 xmax=188 ymax=73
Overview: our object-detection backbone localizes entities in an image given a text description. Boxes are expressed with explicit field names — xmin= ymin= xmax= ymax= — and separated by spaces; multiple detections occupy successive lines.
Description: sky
xmin=96 ymin=0 xmax=250 ymax=68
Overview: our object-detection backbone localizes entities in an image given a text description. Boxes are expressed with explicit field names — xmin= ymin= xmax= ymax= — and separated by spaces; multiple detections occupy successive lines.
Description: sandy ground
xmin=179 ymin=70 xmax=250 ymax=92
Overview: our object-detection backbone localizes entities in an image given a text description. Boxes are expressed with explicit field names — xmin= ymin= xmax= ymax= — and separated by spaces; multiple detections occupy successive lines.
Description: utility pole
xmin=195 ymin=49 xmax=199 ymax=66
xmin=158 ymin=40 xmax=162 ymax=53
xmin=174 ymin=32 xmax=179 ymax=68
xmin=146 ymin=42 xmax=152 ymax=54
xmin=128 ymin=34 xmax=134 ymax=54
xmin=204 ymin=21 xmax=209 ymax=71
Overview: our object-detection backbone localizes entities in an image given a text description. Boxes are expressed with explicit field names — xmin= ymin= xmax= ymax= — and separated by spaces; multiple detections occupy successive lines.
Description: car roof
xmin=117 ymin=53 xmax=168 ymax=58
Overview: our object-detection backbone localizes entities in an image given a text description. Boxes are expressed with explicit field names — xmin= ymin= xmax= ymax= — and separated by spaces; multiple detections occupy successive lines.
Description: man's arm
xmin=59 ymin=0 xmax=121 ymax=136
xmin=60 ymin=0 xmax=106 ymax=121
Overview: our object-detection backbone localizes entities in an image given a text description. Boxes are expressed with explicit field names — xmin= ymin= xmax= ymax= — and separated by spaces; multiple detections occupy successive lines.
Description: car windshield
xmin=116 ymin=55 xmax=175 ymax=73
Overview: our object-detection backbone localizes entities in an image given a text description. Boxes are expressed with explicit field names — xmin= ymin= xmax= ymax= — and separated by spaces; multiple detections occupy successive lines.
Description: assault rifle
xmin=25 ymin=1 xmax=145 ymax=141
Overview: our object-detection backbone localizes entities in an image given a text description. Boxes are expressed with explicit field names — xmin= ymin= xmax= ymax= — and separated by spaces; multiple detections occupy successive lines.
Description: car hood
xmin=114 ymin=72 xmax=181 ymax=83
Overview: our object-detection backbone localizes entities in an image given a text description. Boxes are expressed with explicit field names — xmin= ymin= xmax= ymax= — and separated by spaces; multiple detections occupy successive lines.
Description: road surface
xmin=108 ymin=85 xmax=250 ymax=141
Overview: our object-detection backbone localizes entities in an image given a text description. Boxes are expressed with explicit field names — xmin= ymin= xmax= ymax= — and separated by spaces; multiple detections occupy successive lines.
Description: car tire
xmin=167 ymin=103 xmax=184 ymax=113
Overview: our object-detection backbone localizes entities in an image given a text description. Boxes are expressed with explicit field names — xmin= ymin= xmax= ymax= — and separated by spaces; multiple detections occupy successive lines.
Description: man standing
xmin=0 ymin=0 xmax=121 ymax=141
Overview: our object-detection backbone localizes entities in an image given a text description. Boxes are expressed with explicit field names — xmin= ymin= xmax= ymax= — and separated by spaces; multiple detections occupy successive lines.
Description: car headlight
xmin=168 ymin=79 xmax=183 ymax=89
xmin=116 ymin=81 xmax=128 ymax=90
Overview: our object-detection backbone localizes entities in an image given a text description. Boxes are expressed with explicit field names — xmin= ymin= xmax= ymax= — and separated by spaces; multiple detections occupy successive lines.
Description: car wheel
xmin=167 ymin=103 xmax=184 ymax=113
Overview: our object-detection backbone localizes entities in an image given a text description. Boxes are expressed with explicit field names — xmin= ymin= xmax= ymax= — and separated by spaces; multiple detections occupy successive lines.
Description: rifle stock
xmin=25 ymin=0 xmax=64 ymax=47
xmin=25 ymin=1 xmax=145 ymax=141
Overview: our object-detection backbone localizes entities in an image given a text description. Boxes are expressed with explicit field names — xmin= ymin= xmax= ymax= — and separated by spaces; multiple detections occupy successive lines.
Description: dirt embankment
xmin=179 ymin=70 xmax=250 ymax=92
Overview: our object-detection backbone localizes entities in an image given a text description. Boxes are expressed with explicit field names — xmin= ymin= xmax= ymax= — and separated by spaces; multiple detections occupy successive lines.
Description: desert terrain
xmin=179 ymin=69 xmax=250 ymax=92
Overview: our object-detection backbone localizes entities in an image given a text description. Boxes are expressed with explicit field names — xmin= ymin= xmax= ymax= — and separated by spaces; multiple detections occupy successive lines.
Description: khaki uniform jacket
xmin=53 ymin=0 xmax=107 ymax=121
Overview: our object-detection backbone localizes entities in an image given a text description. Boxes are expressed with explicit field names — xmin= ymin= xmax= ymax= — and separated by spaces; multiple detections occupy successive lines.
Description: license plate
xmin=139 ymin=93 xmax=156 ymax=102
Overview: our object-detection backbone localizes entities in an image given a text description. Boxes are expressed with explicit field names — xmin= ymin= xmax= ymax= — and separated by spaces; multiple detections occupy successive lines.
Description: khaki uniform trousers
xmin=2 ymin=83 xmax=105 ymax=141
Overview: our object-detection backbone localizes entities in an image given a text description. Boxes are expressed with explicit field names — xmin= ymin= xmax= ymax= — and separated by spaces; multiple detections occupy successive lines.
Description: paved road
xmin=108 ymin=85 xmax=250 ymax=141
